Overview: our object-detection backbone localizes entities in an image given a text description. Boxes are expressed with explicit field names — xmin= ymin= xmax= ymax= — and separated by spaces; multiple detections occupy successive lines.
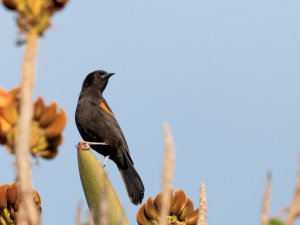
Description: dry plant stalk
xmin=15 ymin=31 xmax=40 ymax=225
xmin=75 ymin=202 xmax=83 ymax=225
xmin=75 ymin=202 xmax=95 ymax=225
xmin=197 ymin=182 xmax=207 ymax=225
xmin=286 ymin=156 xmax=300 ymax=225
xmin=159 ymin=123 xmax=175 ymax=225
xmin=260 ymin=172 xmax=272 ymax=225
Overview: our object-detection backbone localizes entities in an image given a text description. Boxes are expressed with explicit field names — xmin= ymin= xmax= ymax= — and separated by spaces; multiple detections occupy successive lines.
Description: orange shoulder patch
xmin=99 ymin=101 xmax=114 ymax=117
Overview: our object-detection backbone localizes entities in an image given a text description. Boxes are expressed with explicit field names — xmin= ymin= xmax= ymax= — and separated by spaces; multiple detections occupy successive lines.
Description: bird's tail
xmin=118 ymin=159 xmax=144 ymax=205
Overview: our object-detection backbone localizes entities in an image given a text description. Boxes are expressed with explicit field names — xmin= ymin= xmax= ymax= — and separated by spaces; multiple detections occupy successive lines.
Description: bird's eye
xmin=95 ymin=73 xmax=105 ymax=79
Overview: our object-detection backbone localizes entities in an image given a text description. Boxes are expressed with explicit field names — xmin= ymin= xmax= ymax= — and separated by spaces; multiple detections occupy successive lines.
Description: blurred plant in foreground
xmin=136 ymin=124 xmax=206 ymax=225
xmin=1 ymin=0 xmax=69 ymax=224
xmin=0 ymin=182 xmax=41 ymax=225
xmin=1 ymin=0 xmax=69 ymax=36
xmin=0 ymin=87 xmax=67 ymax=159
xmin=259 ymin=158 xmax=300 ymax=225
xmin=266 ymin=219 xmax=284 ymax=225
xmin=137 ymin=190 xmax=199 ymax=225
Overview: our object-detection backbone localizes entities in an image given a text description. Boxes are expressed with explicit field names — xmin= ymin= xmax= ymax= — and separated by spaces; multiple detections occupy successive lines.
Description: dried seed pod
xmin=137 ymin=204 xmax=151 ymax=225
xmin=47 ymin=134 xmax=63 ymax=148
xmin=144 ymin=197 xmax=159 ymax=221
xmin=1 ymin=0 xmax=18 ymax=11
xmin=38 ymin=148 xmax=58 ymax=159
xmin=34 ymin=97 xmax=45 ymax=120
xmin=171 ymin=190 xmax=187 ymax=216
xmin=44 ymin=109 xmax=67 ymax=138
xmin=39 ymin=102 xmax=57 ymax=127
xmin=0 ymin=184 xmax=9 ymax=209
xmin=1 ymin=102 xmax=18 ymax=125
xmin=52 ymin=0 xmax=68 ymax=10
xmin=6 ymin=182 xmax=19 ymax=210
xmin=185 ymin=209 xmax=199 ymax=225
xmin=179 ymin=198 xmax=194 ymax=221
xmin=0 ymin=115 xmax=12 ymax=135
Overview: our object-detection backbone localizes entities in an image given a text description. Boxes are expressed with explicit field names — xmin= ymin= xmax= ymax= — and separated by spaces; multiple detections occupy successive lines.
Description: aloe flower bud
xmin=77 ymin=142 xmax=129 ymax=225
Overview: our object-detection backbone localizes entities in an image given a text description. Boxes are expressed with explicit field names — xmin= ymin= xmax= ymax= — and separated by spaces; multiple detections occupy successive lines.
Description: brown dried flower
xmin=137 ymin=190 xmax=199 ymax=225
xmin=0 ymin=182 xmax=41 ymax=225
xmin=1 ymin=0 xmax=69 ymax=35
xmin=0 ymin=87 xmax=67 ymax=159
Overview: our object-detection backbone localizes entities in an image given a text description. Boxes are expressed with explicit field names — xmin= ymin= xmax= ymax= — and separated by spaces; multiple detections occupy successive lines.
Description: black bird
xmin=75 ymin=70 xmax=145 ymax=205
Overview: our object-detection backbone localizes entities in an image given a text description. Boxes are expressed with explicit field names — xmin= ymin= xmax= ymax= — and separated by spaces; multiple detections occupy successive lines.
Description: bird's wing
xmin=97 ymin=99 xmax=133 ymax=164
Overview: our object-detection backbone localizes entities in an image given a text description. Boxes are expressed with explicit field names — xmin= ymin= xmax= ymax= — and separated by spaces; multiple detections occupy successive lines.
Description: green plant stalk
xmin=267 ymin=219 xmax=284 ymax=225
xmin=77 ymin=142 xmax=129 ymax=225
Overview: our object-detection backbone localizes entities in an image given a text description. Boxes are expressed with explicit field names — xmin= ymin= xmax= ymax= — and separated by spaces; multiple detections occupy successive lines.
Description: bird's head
xmin=82 ymin=70 xmax=115 ymax=93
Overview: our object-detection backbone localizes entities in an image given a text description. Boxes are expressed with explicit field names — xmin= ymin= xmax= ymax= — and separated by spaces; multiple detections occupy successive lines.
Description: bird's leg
xmin=102 ymin=155 xmax=110 ymax=168
xmin=77 ymin=141 xmax=109 ymax=167
xmin=86 ymin=141 xmax=107 ymax=146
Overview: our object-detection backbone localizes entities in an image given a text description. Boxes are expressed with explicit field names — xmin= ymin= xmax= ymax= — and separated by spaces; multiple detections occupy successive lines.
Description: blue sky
xmin=1 ymin=0 xmax=300 ymax=224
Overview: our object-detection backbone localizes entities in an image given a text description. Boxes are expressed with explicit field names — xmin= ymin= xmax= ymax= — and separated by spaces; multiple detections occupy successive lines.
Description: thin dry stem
xmin=197 ymin=182 xmax=207 ymax=225
xmin=15 ymin=31 xmax=39 ymax=225
xmin=286 ymin=155 xmax=300 ymax=225
xmin=260 ymin=172 xmax=272 ymax=225
xmin=75 ymin=202 xmax=83 ymax=225
xmin=75 ymin=202 xmax=94 ymax=225
xmin=159 ymin=123 xmax=175 ymax=225
xmin=275 ymin=207 xmax=289 ymax=220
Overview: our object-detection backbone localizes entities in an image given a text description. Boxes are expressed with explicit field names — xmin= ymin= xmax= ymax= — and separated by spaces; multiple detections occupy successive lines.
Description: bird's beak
xmin=106 ymin=73 xmax=115 ymax=78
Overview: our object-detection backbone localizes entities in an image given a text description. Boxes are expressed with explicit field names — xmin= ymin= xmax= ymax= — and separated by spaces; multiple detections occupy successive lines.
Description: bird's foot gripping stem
xmin=76 ymin=141 xmax=109 ymax=167
xmin=76 ymin=141 xmax=108 ymax=150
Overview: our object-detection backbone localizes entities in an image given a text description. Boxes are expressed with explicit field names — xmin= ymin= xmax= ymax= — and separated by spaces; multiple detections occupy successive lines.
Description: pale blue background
xmin=1 ymin=1 xmax=300 ymax=224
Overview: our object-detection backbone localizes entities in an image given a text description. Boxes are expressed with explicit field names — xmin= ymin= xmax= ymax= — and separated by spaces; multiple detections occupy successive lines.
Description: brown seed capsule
xmin=33 ymin=190 xmax=42 ymax=214
xmin=39 ymin=102 xmax=57 ymax=128
xmin=34 ymin=97 xmax=45 ymax=120
xmin=185 ymin=209 xmax=199 ymax=225
xmin=6 ymin=182 xmax=19 ymax=210
xmin=52 ymin=0 xmax=68 ymax=10
xmin=144 ymin=197 xmax=159 ymax=221
xmin=137 ymin=204 xmax=150 ymax=225
xmin=179 ymin=198 xmax=194 ymax=221
xmin=44 ymin=109 xmax=67 ymax=138
xmin=2 ymin=0 xmax=18 ymax=11
xmin=0 ymin=184 xmax=9 ymax=209
xmin=171 ymin=190 xmax=187 ymax=216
